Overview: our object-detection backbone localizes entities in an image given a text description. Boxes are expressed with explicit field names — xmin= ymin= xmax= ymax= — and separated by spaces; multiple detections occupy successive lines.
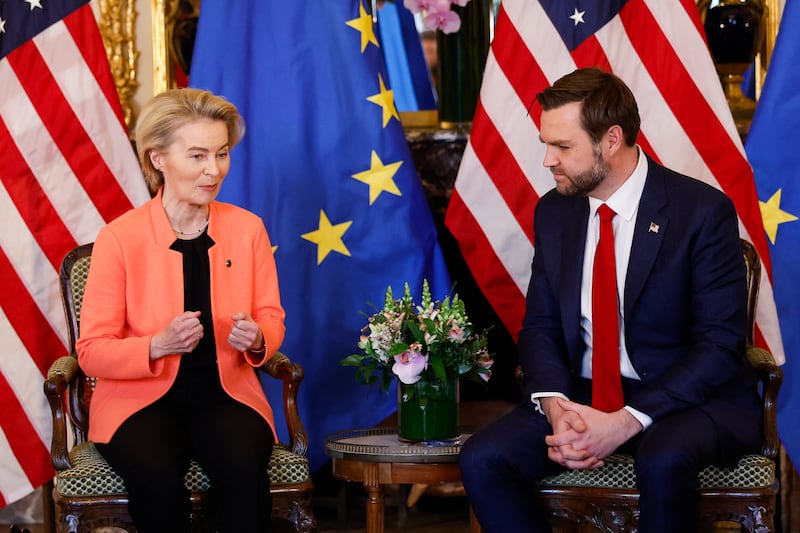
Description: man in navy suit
xmin=459 ymin=68 xmax=762 ymax=533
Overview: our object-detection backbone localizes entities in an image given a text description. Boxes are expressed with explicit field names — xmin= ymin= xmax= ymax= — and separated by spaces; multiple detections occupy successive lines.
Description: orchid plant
xmin=342 ymin=280 xmax=492 ymax=392
xmin=404 ymin=0 xmax=473 ymax=34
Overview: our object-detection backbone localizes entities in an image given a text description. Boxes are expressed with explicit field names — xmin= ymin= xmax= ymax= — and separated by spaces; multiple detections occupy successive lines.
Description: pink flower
xmin=406 ymin=0 xmax=469 ymax=35
xmin=392 ymin=349 xmax=429 ymax=384
xmin=477 ymin=351 xmax=494 ymax=381
xmin=447 ymin=325 xmax=466 ymax=342
xmin=424 ymin=9 xmax=461 ymax=34
xmin=429 ymin=0 xmax=455 ymax=10
xmin=403 ymin=0 xmax=432 ymax=13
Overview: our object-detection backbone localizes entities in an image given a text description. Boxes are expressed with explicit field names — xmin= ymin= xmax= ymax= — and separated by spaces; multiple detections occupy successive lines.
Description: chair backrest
xmin=739 ymin=239 xmax=784 ymax=460
xmin=60 ymin=243 xmax=94 ymax=351
xmin=741 ymin=238 xmax=760 ymax=347
xmin=58 ymin=242 xmax=94 ymax=440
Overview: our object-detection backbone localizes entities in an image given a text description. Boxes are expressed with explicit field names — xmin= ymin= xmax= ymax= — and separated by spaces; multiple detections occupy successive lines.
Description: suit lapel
xmin=560 ymin=199 xmax=589 ymax=362
xmin=624 ymin=161 xmax=668 ymax=317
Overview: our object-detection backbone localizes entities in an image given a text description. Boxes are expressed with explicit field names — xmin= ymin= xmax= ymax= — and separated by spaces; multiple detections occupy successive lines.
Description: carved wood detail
xmin=96 ymin=0 xmax=139 ymax=130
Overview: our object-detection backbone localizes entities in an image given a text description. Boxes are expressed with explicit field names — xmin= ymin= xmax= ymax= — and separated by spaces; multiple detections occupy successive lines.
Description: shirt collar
xmin=588 ymin=146 xmax=648 ymax=222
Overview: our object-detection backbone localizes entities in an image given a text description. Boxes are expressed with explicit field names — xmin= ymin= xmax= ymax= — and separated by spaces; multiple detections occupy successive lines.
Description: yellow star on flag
xmin=301 ymin=210 xmax=353 ymax=265
xmin=760 ymin=189 xmax=798 ymax=244
xmin=345 ymin=2 xmax=379 ymax=52
xmin=352 ymin=150 xmax=403 ymax=205
xmin=366 ymin=73 xmax=400 ymax=127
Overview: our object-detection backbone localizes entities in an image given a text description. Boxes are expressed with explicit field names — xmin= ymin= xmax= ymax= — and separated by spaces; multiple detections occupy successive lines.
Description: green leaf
xmin=407 ymin=320 xmax=424 ymax=342
xmin=341 ymin=354 xmax=365 ymax=366
xmin=429 ymin=356 xmax=447 ymax=382
xmin=388 ymin=343 xmax=410 ymax=357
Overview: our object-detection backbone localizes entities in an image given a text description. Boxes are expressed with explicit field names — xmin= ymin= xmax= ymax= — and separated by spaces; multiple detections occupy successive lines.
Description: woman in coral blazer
xmin=77 ymin=88 xmax=285 ymax=533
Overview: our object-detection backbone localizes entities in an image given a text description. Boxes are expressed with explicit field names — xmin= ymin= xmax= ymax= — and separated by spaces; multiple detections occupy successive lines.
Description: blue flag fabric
xmin=190 ymin=0 xmax=451 ymax=470
xmin=377 ymin=1 xmax=437 ymax=111
xmin=745 ymin=0 xmax=800 ymax=466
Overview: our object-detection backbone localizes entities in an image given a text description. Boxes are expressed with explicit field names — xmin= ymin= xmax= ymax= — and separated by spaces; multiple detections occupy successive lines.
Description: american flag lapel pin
xmin=649 ymin=222 xmax=660 ymax=233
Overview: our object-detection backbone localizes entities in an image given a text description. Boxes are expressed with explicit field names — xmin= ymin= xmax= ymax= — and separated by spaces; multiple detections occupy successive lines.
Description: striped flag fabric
xmin=0 ymin=0 xmax=149 ymax=507
xmin=445 ymin=0 xmax=784 ymax=362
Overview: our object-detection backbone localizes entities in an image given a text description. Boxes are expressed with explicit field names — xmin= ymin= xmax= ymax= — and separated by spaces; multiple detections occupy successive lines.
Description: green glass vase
xmin=436 ymin=0 xmax=492 ymax=129
xmin=398 ymin=378 xmax=460 ymax=442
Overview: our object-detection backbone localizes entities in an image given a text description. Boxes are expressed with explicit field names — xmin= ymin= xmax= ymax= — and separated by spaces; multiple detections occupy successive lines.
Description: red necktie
xmin=592 ymin=204 xmax=624 ymax=412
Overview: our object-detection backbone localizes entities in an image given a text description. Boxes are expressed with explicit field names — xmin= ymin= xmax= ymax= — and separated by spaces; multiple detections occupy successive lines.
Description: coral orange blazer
xmin=77 ymin=191 xmax=286 ymax=444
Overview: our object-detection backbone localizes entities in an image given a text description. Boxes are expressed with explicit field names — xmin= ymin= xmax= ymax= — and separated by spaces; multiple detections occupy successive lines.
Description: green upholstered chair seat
xmin=56 ymin=441 xmax=311 ymax=497
xmin=538 ymin=452 xmax=775 ymax=490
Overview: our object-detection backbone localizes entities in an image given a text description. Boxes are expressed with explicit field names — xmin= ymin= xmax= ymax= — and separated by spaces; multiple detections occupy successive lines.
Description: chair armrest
xmin=44 ymin=356 xmax=79 ymax=471
xmin=747 ymin=346 xmax=783 ymax=460
xmin=259 ymin=351 xmax=309 ymax=456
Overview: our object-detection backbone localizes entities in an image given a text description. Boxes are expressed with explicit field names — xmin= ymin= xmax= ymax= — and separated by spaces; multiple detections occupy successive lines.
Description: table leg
xmin=363 ymin=463 xmax=384 ymax=533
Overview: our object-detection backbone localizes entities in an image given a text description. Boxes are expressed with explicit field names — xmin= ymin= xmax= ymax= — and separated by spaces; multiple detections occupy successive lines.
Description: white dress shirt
xmin=532 ymin=148 xmax=653 ymax=429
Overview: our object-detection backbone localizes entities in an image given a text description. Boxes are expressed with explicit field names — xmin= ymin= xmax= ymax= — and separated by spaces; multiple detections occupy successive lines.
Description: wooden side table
xmin=325 ymin=427 xmax=481 ymax=533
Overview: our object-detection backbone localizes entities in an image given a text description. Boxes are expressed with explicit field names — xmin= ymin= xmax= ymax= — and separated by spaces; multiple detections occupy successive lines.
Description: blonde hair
xmin=134 ymin=88 xmax=245 ymax=194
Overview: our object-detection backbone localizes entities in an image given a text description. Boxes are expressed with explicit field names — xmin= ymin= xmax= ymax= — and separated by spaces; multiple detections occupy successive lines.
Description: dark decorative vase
xmin=398 ymin=378 xmax=459 ymax=442
xmin=436 ymin=0 xmax=492 ymax=129
xmin=701 ymin=0 xmax=765 ymax=136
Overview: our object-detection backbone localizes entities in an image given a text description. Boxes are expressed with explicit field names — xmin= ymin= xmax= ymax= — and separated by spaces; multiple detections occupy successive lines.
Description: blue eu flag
xmin=745 ymin=0 xmax=800 ymax=466
xmin=190 ymin=0 xmax=451 ymax=469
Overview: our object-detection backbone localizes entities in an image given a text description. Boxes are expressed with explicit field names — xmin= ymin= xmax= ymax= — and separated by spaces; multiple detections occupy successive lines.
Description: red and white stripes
xmin=0 ymin=4 xmax=148 ymax=506
xmin=446 ymin=0 xmax=783 ymax=361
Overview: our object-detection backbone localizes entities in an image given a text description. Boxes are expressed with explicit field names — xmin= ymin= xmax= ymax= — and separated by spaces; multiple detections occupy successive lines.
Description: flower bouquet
xmin=342 ymin=280 xmax=492 ymax=441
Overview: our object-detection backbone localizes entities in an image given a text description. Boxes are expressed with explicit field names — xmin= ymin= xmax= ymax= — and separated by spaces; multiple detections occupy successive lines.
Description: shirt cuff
xmin=624 ymin=405 xmax=652 ymax=429
xmin=530 ymin=392 xmax=569 ymax=416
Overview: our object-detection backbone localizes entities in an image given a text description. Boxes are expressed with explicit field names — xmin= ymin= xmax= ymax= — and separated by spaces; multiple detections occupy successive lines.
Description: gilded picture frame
xmin=95 ymin=0 xmax=140 ymax=129
xmin=94 ymin=0 xmax=193 ymax=131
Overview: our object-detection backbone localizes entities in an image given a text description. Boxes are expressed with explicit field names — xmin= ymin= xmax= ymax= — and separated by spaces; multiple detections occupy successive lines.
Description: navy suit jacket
xmin=518 ymin=156 xmax=761 ymax=451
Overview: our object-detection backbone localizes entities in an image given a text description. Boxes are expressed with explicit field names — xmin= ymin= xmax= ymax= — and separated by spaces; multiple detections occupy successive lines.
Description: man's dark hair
xmin=536 ymin=67 xmax=641 ymax=146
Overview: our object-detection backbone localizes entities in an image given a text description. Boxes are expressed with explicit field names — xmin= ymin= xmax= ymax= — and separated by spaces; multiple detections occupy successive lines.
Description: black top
xmin=170 ymin=230 xmax=216 ymax=370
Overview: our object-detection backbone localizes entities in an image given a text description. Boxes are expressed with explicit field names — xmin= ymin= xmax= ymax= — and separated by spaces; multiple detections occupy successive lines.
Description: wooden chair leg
xmin=42 ymin=480 xmax=56 ymax=533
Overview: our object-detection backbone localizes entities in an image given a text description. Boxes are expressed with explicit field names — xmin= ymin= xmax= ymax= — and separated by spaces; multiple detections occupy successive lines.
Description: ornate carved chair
xmin=520 ymin=239 xmax=782 ymax=532
xmin=44 ymin=243 xmax=317 ymax=532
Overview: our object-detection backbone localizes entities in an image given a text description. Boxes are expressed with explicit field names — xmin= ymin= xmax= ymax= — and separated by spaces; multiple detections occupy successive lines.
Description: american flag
xmin=445 ymin=0 xmax=784 ymax=363
xmin=0 ymin=0 xmax=149 ymax=507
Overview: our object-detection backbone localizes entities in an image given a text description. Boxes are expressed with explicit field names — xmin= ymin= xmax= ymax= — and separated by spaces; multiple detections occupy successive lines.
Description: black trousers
xmin=96 ymin=367 xmax=274 ymax=533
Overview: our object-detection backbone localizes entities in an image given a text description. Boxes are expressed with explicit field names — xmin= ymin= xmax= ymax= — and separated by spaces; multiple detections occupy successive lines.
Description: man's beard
xmin=555 ymin=144 xmax=610 ymax=197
